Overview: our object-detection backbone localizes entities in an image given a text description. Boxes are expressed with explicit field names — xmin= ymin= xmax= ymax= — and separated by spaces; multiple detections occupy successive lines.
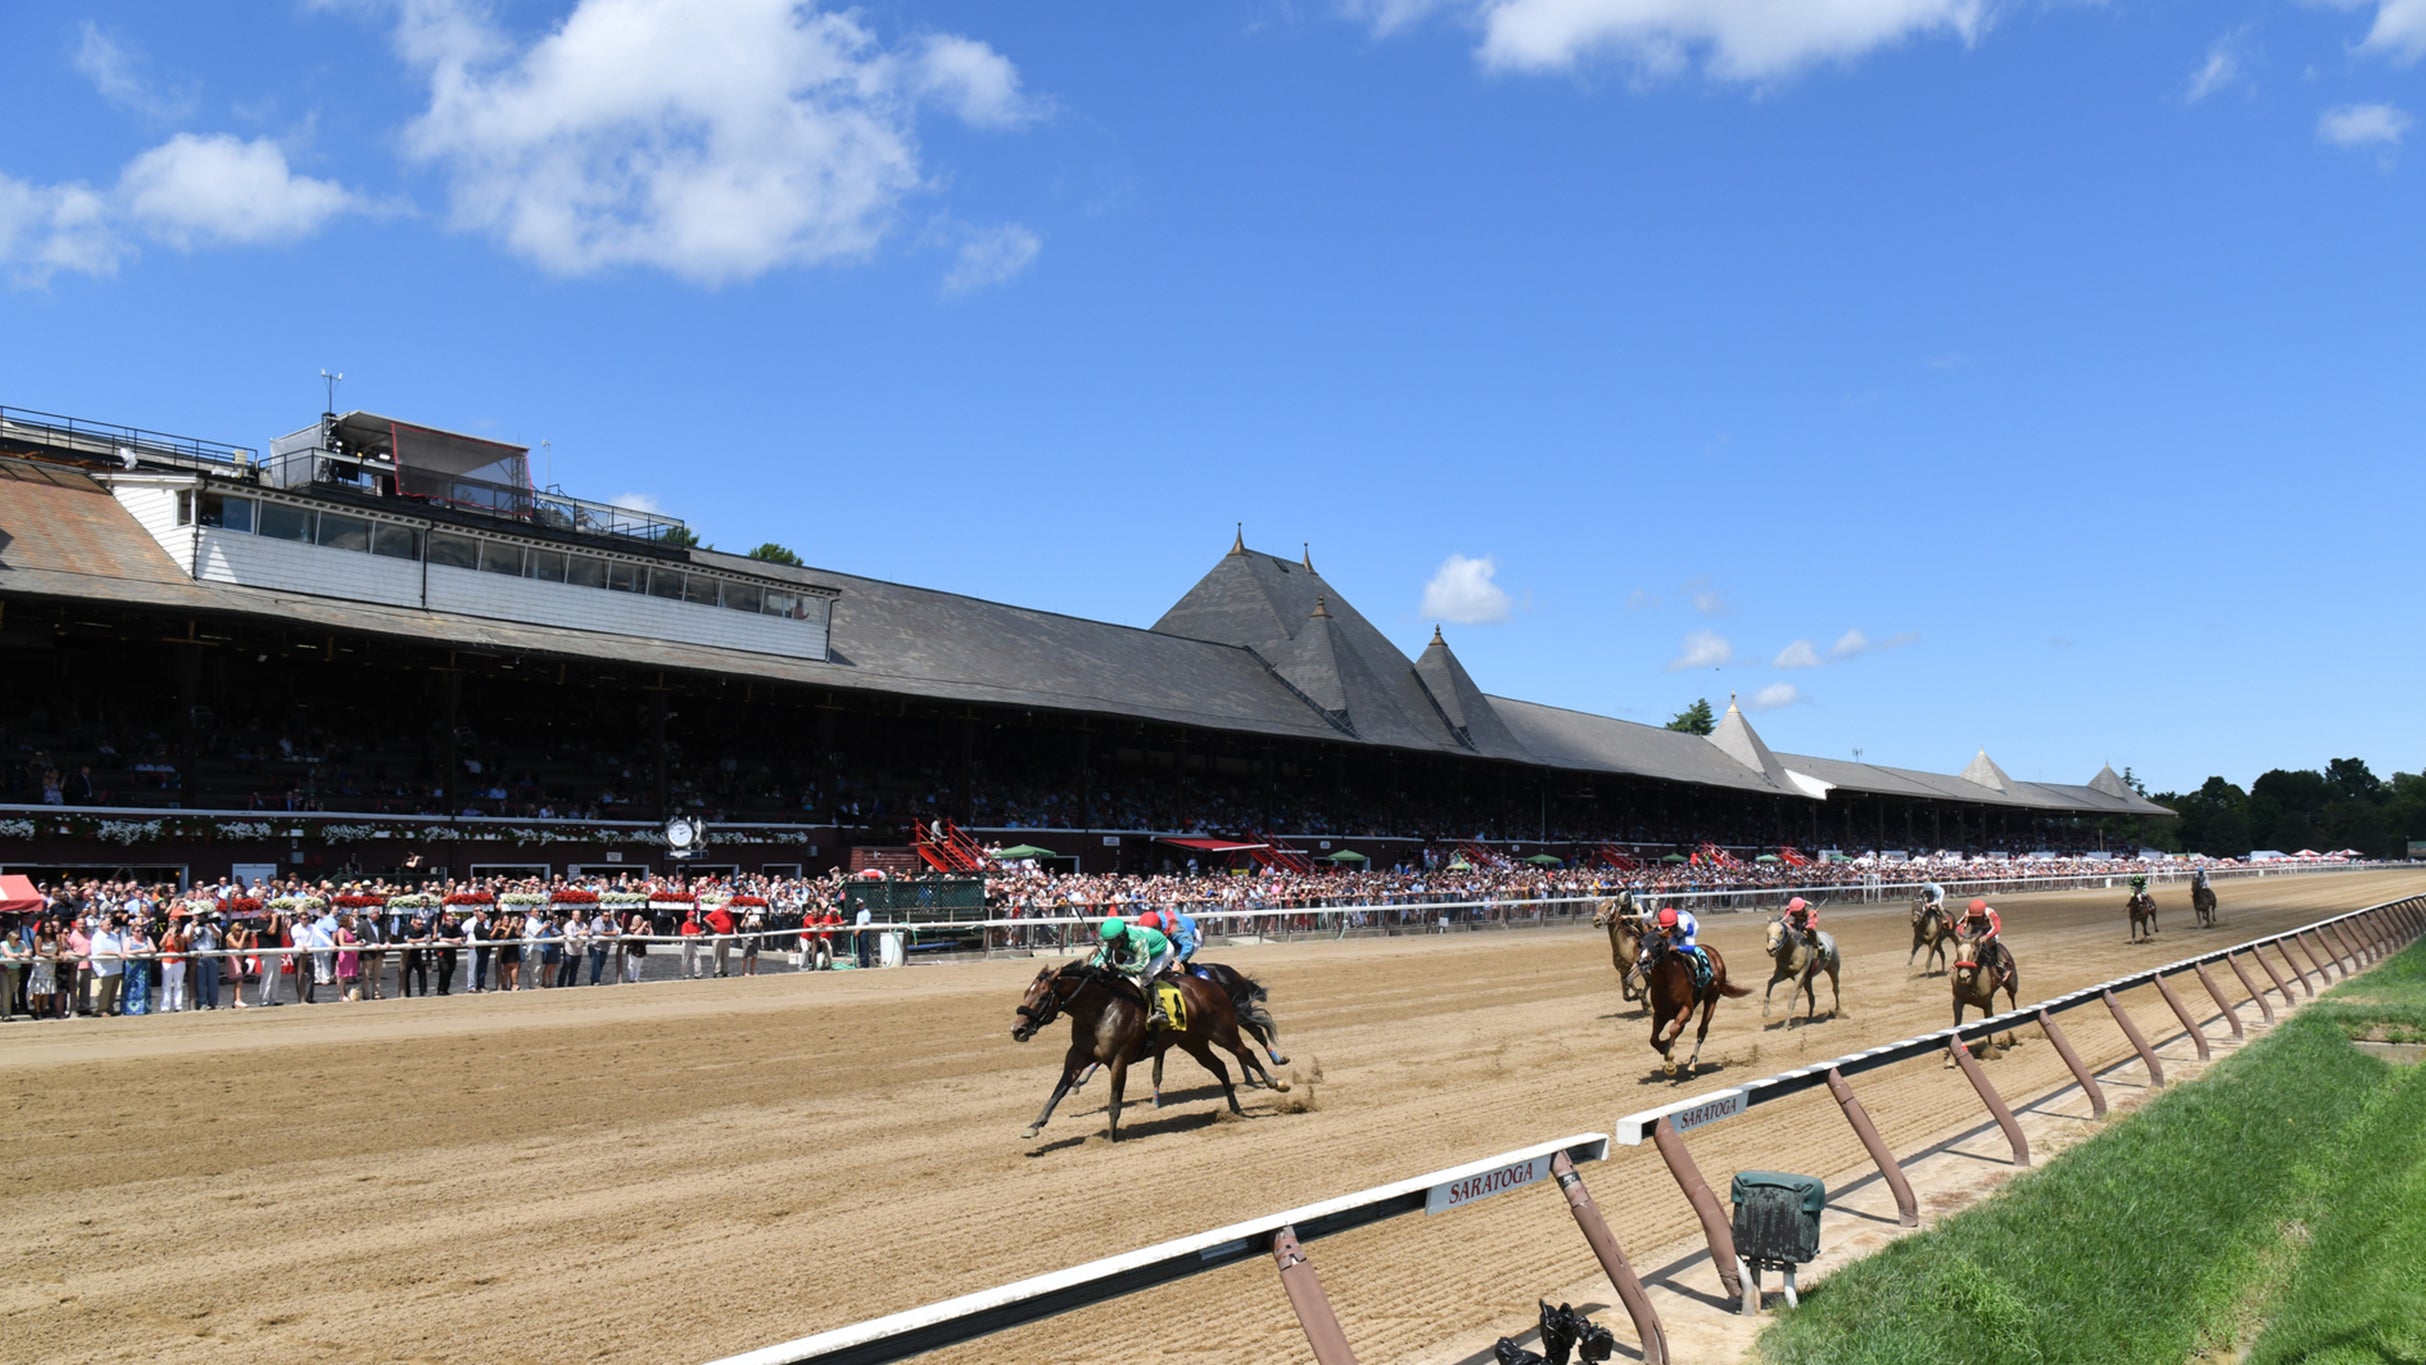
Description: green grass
xmin=1756 ymin=931 xmax=2426 ymax=1365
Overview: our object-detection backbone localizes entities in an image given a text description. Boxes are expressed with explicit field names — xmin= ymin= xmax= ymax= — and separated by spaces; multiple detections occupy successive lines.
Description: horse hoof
xmin=1269 ymin=1053 xmax=1290 ymax=1066
xmin=1272 ymin=1080 xmax=1292 ymax=1092
xmin=1021 ymin=1126 xmax=1041 ymax=1139
xmin=1152 ymin=1094 xmax=1164 ymax=1109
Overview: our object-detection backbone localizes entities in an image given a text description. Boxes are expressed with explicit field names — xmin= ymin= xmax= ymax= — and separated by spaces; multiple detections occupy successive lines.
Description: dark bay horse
xmin=1637 ymin=940 xmax=1750 ymax=1078
xmin=1149 ymin=961 xmax=1288 ymax=1103
xmin=2191 ymin=881 xmax=2218 ymax=929
xmin=1951 ymin=926 xmax=2020 ymax=1052
xmin=2127 ymin=890 xmax=2159 ymax=944
xmin=1011 ymin=962 xmax=1285 ymax=1141
xmin=1761 ymin=917 xmax=1841 ymax=1023
xmin=1908 ymin=897 xmax=1953 ymax=975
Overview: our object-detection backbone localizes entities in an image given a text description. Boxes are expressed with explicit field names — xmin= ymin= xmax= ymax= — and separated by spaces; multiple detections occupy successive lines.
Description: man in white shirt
xmin=87 ymin=918 xmax=126 ymax=1016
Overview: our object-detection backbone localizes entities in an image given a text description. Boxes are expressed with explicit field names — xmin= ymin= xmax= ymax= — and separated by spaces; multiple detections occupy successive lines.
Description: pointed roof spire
xmin=2087 ymin=763 xmax=2134 ymax=800
xmin=1228 ymin=522 xmax=1245 ymax=556
xmin=1707 ymin=694 xmax=1792 ymax=788
xmin=1959 ymin=748 xmax=2014 ymax=793
xmin=1430 ymin=624 xmax=1445 ymax=647
xmin=1302 ymin=541 xmax=1316 ymax=573
xmin=1310 ymin=595 xmax=1331 ymax=619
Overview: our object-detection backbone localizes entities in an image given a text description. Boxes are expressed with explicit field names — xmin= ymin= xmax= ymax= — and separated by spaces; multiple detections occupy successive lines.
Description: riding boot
xmin=1141 ymin=977 xmax=1168 ymax=1029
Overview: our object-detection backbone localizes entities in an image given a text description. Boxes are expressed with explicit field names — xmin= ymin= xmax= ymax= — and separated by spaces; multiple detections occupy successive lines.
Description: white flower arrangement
xmin=599 ymin=891 xmax=648 ymax=907
xmin=215 ymin=821 xmax=274 ymax=840
xmin=387 ymin=893 xmax=441 ymax=910
xmin=0 ymin=818 xmax=33 ymax=839
xmin=98 ymin=819 xmax=165 ymax=846
xmin=322 ymin=824 xmax=396 ymax=843
xmin=499 ymin=891 xmax=547 ymax=907
xmin=267 ymin=894 xmax=327 ymax=912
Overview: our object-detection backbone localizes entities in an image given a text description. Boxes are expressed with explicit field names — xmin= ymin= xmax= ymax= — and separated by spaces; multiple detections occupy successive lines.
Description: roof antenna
xmin=1302 ymin=541 xmax=1316 ymax=573
xmin=1230 ymin=522 xmax=1245 ymax=555
xmin=319 ymin=368 xmax=344 ymax=418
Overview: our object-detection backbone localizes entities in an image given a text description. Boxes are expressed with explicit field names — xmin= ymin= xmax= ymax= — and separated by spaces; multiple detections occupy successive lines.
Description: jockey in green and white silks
xmin=1092 ymin=917 xmax=1176 ymax=1026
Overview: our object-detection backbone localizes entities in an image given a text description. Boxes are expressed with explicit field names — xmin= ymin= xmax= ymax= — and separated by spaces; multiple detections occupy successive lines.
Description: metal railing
xmin=1 ymin=404 xmax=255 ymax=468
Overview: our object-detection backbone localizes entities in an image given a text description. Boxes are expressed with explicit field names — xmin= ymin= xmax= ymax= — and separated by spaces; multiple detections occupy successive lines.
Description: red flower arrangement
xmin=334 ymin=894 xmax=387 ymax=909
xmin=442 ymin=891 xmax=495 ymax=906
xmin=731 ymin=895 xmax=768 ymax=908
xmin=649 ymin=888 xmax=697 ymax=904
xmin=551 ymin=888 xmax=600 ymax=905
xmin=222 ymin=896 xmax=264 ymax=915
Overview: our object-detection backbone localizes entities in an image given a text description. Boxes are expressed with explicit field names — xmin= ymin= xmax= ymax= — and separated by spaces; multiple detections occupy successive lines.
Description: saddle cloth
xmin=1153 ymin=982 xmax=1188 ymax=1031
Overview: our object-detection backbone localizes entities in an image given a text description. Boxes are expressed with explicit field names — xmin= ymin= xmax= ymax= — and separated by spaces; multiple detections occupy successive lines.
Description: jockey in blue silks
xmin=1654 ymin=905 xmax=1712 ymax=991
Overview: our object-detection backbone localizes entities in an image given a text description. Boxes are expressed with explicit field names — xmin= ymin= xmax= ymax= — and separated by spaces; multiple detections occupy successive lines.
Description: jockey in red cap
xmin=1784 ymin=896 xmax=1817 ymax=937
xmin=1961 ymin=898 xmax=2013 ymax=990
xmin=1652 ymin=905 xmax=1711 ymax=989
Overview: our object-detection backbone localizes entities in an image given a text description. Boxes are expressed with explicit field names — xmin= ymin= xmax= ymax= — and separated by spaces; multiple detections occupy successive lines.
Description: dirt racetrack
xmin=5 ymin=868 xmax=2419 ymax=1365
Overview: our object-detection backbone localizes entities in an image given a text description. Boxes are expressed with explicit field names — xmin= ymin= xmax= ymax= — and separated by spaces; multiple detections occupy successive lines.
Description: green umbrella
xmin=993 ymin=844 xmax=1059 ymax=860
xmin=1754 ymin=854 xmax=1781 ymax=864
xmin=1325 ymin=849 xmax=1369 ymax=864
xmin=1660 ymin=853 xmax=1689 ymax=864
xmin=1524 ymin=853 xmax=1564 ymax=866
xmin=1446 ymin=858 xmax=1474 ymax=872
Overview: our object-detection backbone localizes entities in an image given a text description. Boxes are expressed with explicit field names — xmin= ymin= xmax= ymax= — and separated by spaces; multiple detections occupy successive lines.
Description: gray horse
xmin=1762 ymin=916 xmax=1842 ymax=1022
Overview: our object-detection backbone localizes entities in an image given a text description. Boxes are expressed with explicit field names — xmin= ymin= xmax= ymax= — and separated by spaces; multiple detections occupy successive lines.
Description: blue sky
xmin=3 ymin=0 xmax=2421 ymax=793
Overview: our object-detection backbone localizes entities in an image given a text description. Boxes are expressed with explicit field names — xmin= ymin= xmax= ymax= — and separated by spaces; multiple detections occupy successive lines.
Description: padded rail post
xmin=2193 ymin=962 xmax=2245 ymax=1040
xmin=1826 ymin=1067 xmax=1919 ymax=1227
xmin=1650 ymin=1116 xmax=1743 ymax=1299
xmin=1550 ymin=1150 xmax=1669 ymax=1365
xmin=2104 ymin=989 xmax=2166 ymax=1088
xmin=1947 ymin=1039 xmax=2030 ymax=1166
xmin=1271 ymin=1226 xmax=1359 ymax=1365
xmin=2272 ymin=939 xmax=2314 ymax=996
xmin=2225 ymin=954 xmax=2275 ymax=1024
xmin=2291 ymin=933 xmax=2334 ymax=984
xmin=2151 ymin=973 xmax=2212 ymax=1061
xmin=2037 ymin=1010 xmax=2108 ymax=1119
xmin=2325 ymin=923 xmax=2363 ymax=970
xmin=2249 ymin=945 xmax=2296 ymax=1007
xmin=2335 ymin=919 xmax=2372 ymax=967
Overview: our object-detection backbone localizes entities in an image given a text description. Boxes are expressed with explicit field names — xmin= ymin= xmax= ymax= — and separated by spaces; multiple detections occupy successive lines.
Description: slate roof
xmin=0 ymin=463 xmax=2172 ymax=817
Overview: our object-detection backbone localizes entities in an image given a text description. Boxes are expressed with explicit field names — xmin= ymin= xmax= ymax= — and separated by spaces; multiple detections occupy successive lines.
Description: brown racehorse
xmin=1908 ymin=897 xmax=1953 ymax=975
xmin=1011 ymin=962 xmax=1284 ymax=1141
xmin=1148 ymin=961 xmax=1288 ymax=1105
xmin=2191 ymin=882 xmax=2218 ymax=929
xmin=1950 ymin=925 xmax=2020 ymax=1053
xmin=1593 ymin=892 xmax=1649 ymax=1003
xmin=2127 ymin=890 xmax=2159 ymax=944
xmin=1636 ymin=938 xmax=1750 ymax=1078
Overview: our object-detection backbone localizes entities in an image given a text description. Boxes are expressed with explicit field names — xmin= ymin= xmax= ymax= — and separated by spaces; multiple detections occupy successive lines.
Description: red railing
xmin=910 ymin=819 xmax=989 ymax=874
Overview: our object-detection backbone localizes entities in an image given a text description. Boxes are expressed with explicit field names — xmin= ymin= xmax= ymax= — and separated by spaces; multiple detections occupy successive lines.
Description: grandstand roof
xmin=0 ymin=457 xmax=2171 ymax=817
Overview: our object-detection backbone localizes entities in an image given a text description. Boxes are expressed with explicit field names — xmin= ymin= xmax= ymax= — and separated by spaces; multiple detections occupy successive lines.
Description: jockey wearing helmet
xmin=2129 ymin=874 xmax=2150 ymax=898
xmin=1653 ymin=905 xmax=1712 ymax=987
xmin=1961 ymin=898 xmax=2013 ymax=990
xmin=1784 ymin=896 xmax=1818 ymax=938
xmin=2192 ymin=865 xmax=2210 ymax=891
xmin=1923 ymin=880 xmax=1947 ymax=911
xmin=1166 ymin=910 xmax=1202 ymax=965
xmin=1093 ymin=916 xmax=1177 ymax=1026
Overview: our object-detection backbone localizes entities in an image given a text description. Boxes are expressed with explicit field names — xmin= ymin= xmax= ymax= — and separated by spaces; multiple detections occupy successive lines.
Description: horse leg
xmin=1249 ymin=1004 xmax=1289 ymax=1067
xmin=1827 ymin=963 xmax=1842 ymax=1018
xmin=1023 ymin=1041 xmax=1092 ymax=1138
xmin=1185 ymin=1037 xmax=1244 ymax=1115
xmin=1105 ymin=1056 xmax=1132 ymax=1141
xmin=1762 ymin=970 xmax=1780 ymax=1017
xmin=1151 ymin=1051 xmax=1165 ymax=1108
xmin=1687 ymin=995 xmax=1716 ymax=1073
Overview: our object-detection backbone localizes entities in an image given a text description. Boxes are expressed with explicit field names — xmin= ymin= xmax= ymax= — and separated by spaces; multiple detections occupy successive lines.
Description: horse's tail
xmin=1717 ymin=979 xmax=1752 ymax=998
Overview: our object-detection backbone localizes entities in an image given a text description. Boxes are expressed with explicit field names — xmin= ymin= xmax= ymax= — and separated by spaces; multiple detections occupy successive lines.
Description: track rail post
xmin=1947 ymin=1038 xmax=2030 ymax=1166
xmin=2104 ymin=989 xmax=2165 ymax=1088
xmin=2193 ymin=962 xmax=2244 ymax=1040
xmin=1550 ymin=1150 xmax=1669 ymax=1365
xmin=2151 ymin=973 xmax=2211 ymax=1061
xmin=2036 ymin=1010 xmax=2107 ymax=1119
xmin=1650 ymin=1116 xmax=1743 ymax=1299
xmin=2292 ymin=932 xmax=2334 ymax=983
xmin=2333 ymin=919 xmax=2370 ymax=967
xmin=2325 ymin=922 xmax=2363 ymax=970
xmin=2225 ymin=954 xmax=2275 ymax=1024
xmin=2249 ymin=944 xmax=2296 ymax=1005
xmin=1271 ymin=1226 xmax=1358 ymax=1365
xmin=1825 ymin=1067 xmax=1918 ymax=1227
xmin=2272 ymin=939 xmax=2314 ymax=996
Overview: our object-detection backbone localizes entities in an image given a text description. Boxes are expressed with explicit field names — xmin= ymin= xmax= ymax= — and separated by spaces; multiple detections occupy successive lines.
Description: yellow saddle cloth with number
xmin=1153 ymin=983 xmax=1188 ymax=1031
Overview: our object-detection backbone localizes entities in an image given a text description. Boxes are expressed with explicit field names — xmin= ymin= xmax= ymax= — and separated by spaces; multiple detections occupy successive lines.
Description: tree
xmin=746 ymin=542 xmax=802 ymax=567
xmin=2119 ymin=766 xmax=2149 ymax=797
xmin=657 ymin=525 xmax=701 ymax=550
xmin=1665 ymin=698 xmax=1716 ymax=735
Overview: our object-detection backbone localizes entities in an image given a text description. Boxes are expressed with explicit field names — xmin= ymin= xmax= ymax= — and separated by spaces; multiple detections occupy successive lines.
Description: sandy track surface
xmin=4 ymin=869 xmax=2417 ymax=1365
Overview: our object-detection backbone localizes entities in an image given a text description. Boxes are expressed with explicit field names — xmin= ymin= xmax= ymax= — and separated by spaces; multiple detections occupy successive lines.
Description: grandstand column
xmin=649 ymin=677 xmax=670 ymax=814
xmin=440 ymin=660 xmax=459 ymax=818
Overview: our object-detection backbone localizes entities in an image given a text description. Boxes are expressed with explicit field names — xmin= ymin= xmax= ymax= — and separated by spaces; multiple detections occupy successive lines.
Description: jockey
xmin=2128 ymin=874 xmax=2150 ymax=899
xmin=1653 ymin=906 xmax=1711 ymax=987
xmin=1961 ymin=898 xmax=2013 ymax=988
xmin=2191 ymin=866 xmax=2211 ymax=891
xmin=1166 ymin=910 xmax=1202 ymax=965
xmin=1092 ymin=916 xmax=1177 ymax=1026
xmin=1783 ymin=896 xmax=1818 ymax=938
xmin=1922 ymin=880 xmax=1947 ymax=911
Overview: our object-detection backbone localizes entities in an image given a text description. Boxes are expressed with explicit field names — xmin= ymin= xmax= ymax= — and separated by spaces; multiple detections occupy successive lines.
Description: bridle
xmin=1012 ymin=963 xmax=1101 ymax=1037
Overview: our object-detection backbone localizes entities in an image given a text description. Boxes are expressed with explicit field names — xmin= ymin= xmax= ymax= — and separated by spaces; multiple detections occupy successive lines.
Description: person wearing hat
xmin=1651 ymin=905 xmax=1710 ymax=990
xmin=1960 ymin=898 xmax=2012 ymax=991
xmin=1090 ymin=915 xmax=1176 ymax=1027
xmin=1783 ymin=896 xmax=1819 ymax=940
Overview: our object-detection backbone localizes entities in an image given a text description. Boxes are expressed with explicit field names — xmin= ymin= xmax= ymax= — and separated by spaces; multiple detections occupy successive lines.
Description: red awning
xmin=0 ymin=874 xmax=44 ymax=916
xmin=1156 ymin=837 xmax=1268 ymax=853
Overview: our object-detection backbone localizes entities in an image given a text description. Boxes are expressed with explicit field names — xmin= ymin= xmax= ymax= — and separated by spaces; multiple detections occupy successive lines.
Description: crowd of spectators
xmin=0 ymin=848 xmax=2210 ymax=1024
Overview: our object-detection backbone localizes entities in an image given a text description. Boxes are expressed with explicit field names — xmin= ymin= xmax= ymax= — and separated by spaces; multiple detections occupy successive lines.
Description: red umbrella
xmin=0 ymin=874 xmax=43 ymax=916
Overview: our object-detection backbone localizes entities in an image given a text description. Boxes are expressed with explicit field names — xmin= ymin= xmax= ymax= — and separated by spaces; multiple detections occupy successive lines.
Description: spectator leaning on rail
xmin=1091 ymin=916 xmax=1176 ymax=1027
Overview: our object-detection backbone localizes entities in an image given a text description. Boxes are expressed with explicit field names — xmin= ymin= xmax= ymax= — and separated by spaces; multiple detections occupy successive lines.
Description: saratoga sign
xmin=1668 ymin=1088 xmax=1746 ymax=1135
xmin=1425 ymin=1153 xmax=1554 ymax=1215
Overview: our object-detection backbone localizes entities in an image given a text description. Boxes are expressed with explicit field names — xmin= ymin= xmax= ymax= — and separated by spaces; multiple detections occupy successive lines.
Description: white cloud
xmin=1420 ymin=553 xmax=1515 ymax=624
xmin=2318 ymin=0 xmax=2426 ymax=64
xmin=2 ymin=132 xmax=365 ymax=285
xmin=1624 ymin=588 xmax=1658 ymax=611
xmin=1748 ymin=681 xmax=1803 ymax=712
xmin=2186 ymin=31 xmax=2247 ymax=103
xmin=611 ymin=491 xmax=664 ymax=514
xmin=1829 ymin=627 xmax=1918 ymax=660
xmin=1773 ymin=639 xmax=1824 ymax=669
xmin=910 ymin=34 xmax=1040 ymax=127
xmin=2317 ymin=102 xmax=2412 ymax=146
xmin=1690 ymin=587 xmax=1728 ymax=614
xmin=942 ymin=221 xmax=1041 ymax=294
xmin=392 ymin=0 xmax=1034 ymax=285
xmin=119 ymin=135 xmax=363 ymax=248
xmin=0 ymin=173 xmax=121 ymax=285
xmin=73 ymin=23 xmax=196 ymax=122
xmin=1354 ymin=0 xmax=1992 ymax=82
xmin=1666 ymin=629 xmax=1733 ymax=671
